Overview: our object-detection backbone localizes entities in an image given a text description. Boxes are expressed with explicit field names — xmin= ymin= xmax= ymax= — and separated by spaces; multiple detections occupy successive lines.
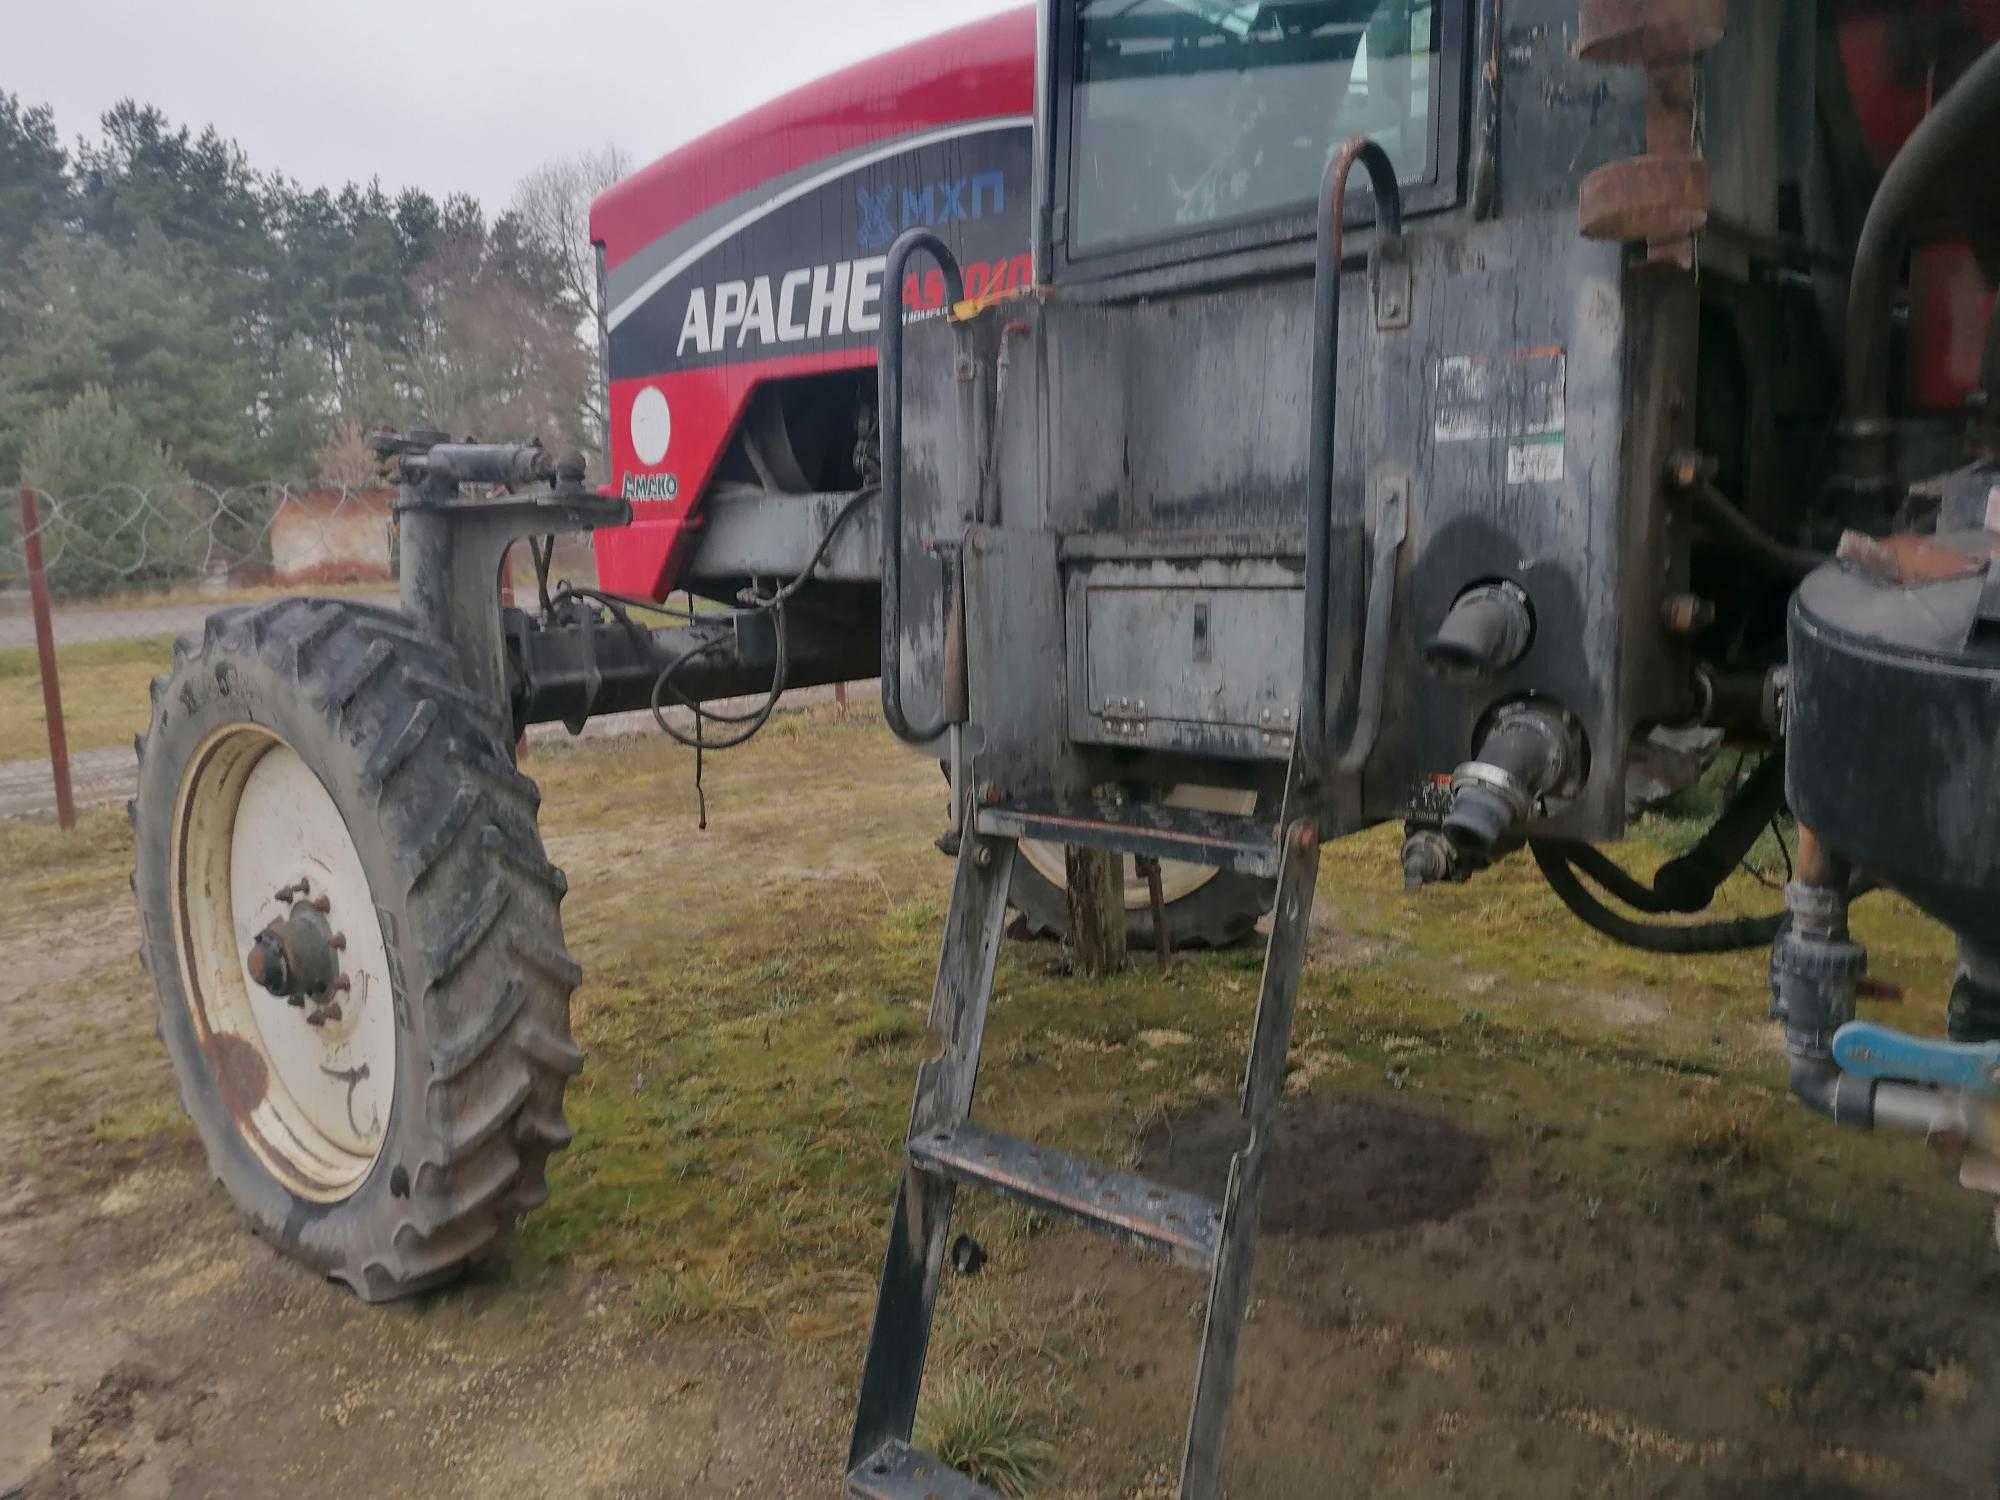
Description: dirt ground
xmin=3 ymin=705 xmax=1998 ymax=1497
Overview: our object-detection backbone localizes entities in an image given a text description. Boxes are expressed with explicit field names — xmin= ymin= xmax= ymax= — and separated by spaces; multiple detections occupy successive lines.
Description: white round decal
xmin=630 ymin=385 xmax=673 ymax=466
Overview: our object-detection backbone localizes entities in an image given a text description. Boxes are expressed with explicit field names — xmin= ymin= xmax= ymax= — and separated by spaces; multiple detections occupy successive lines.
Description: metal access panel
xmin=1065 ymin=552 xmax=1302 ymax=762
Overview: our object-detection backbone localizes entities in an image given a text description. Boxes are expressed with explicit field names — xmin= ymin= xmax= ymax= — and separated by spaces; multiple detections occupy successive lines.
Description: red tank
xmin=588 ymin=9 xmax=1036 ymax=599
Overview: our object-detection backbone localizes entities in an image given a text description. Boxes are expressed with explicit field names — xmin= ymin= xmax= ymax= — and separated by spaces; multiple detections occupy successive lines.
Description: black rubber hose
xmin=1530 ymin=841 xmax=1787 ymax=954
xmin=1557 ymin=842 xmax=1684 ymax=914
xmin=1554 ymin=753 xmax=1789 ymax=915
xmin=1652 ymin=752 xmax=1787 ymax=910
xmin=1692 ymin=482 xmax=1827 ymax=581
xmin=1845 ymin=38 xmax=2000 ymax=427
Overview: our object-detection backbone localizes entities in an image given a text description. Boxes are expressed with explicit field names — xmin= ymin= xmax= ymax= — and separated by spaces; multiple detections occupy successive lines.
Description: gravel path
xmin=0 ymin=594 xmax=399 ymax=650
xmin=0 ymin=746 xmax=139 ymax=821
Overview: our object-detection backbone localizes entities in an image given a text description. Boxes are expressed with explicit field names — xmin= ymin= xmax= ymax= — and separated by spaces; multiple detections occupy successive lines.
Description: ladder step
xmin=848 ymin=1439 xmax=998 ymax=1499
xmin=974 ymin=801 xmax=1279 ymax=877
xmin=910 ymin=1122 xmax=1221 ymax=1271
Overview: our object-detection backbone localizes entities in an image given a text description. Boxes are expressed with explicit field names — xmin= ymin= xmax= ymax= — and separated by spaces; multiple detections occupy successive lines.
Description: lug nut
xmin=1664 ymin=449 xmax=1713 ymax=491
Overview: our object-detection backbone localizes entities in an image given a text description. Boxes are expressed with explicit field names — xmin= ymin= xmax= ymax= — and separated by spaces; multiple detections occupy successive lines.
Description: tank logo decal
xmin=857 ymin=186 xmax=897 ymax=251
xmin=856 ymin=172 xmax=1009 ymax=250
xmin=606 ymin=117 xmax=1028 ymax=335
xmin=675 ymin=257 xmax=890 ymax=357
xmin=620 ymin=473 xmax=681 ymax=502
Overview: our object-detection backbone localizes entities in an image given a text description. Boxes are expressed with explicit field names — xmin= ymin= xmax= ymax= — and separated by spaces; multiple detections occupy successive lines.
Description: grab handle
xmin=1301 ymin=138 xmax=1405 ymax=775
xmin=877 ymin=229 xmax=967 ymax=745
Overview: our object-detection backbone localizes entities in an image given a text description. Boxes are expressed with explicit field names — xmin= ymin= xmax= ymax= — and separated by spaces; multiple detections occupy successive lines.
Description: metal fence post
xmin=19 ymin=487 xmax=76 ymax=830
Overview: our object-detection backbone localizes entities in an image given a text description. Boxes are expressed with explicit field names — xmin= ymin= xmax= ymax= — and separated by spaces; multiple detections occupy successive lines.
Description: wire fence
xmin=5 ymin=482 xmax=409 ymax=830
xmin=0 ymin=483 xmax=630 ymax=826
xmin=1 ymin=483 xmax=402 ymax=603
xmin=0 ymin=483 xmax=851 ymax=829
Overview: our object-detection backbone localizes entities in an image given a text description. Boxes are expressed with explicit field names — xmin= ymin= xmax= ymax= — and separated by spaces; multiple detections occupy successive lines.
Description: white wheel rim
xmin=171 ymin=725 xmax=397 ymax=1201
xmin=1017 ymin=785 xmax=1260 ymax=909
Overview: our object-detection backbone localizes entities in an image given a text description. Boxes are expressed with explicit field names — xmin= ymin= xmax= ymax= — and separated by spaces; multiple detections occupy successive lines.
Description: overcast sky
xmin=8 ymin=0 xmax=1021 ymax=210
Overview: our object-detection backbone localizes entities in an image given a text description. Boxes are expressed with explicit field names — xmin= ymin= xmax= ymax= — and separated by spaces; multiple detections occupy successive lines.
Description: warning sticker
xmin=1432 ymin=348 xmax=1567 ymax=480
xmin=1506 ymin=437 xmax=1564 ymax=486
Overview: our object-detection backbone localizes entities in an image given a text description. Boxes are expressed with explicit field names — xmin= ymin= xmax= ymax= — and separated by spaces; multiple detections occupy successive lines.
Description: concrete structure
xmin=268 ymin=488 xmax=395 ymax=585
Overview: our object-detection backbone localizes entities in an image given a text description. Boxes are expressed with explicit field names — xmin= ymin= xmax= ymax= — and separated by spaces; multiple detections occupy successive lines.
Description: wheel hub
xmin=247 ymin=884 xmax=351 ymax=1027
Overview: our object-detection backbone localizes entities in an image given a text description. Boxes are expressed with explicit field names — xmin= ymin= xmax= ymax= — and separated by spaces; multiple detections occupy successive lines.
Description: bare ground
xmin=3 ymin=708 xmax=1998 ymax=1497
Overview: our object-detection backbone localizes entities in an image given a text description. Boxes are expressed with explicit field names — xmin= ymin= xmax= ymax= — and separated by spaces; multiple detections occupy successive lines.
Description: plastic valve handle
xmin=1832 ymin=1022 xmax=2000 ymax=1097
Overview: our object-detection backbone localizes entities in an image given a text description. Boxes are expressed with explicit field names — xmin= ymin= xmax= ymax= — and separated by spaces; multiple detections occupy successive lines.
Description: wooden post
xmin=19 ymin=487 xmax=75 ymax=830
xmin=1064 ymin=846 xmax=1127 ymax=977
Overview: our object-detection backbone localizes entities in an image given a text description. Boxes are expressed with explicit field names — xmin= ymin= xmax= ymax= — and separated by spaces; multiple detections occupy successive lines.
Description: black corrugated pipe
xmin=1303 ymin=136 xmax=1403 ymax=774
xmin=876 ymin=229 xmax=966 ymax=745
xmin=1423 ymin=581 xmax=1534 ymax=682
xmin=1844 ymin=40 xmax=2000 ymax=436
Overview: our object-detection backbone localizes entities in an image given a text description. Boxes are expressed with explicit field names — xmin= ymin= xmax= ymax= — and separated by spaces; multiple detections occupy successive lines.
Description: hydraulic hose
xmin=1552 ymin=752 xmax=1788 ymax=916
xmin=1531 ymin=840 xmax=1787 ymax=953
xmin=1691 ymin=482 xmax=1826 ymax=581
xmin=1845 ymin=39 xmax=2000 ymax=431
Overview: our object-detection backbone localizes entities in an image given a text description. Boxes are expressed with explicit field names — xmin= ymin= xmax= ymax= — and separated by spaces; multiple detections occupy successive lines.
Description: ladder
xmin=847 ymin=142 xmax=1398 ymax=1498
xmin=844 ymin=765 xmax=1323 ymax=1499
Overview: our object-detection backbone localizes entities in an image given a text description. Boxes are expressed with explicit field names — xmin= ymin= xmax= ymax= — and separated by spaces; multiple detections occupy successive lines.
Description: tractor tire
xmin=131 ymin=598 xmax=581 ymax=1301
xmin=1007 ymin=788 xmax=1275 ymax=951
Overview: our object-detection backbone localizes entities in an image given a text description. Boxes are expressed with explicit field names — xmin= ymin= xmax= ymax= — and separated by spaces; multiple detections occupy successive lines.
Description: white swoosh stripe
xmin=605 ymin=115 xmax=1031 ymax=333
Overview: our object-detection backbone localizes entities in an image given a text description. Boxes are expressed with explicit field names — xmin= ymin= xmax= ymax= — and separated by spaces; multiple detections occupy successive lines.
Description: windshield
xmin=1069 ymin=0 xmax=1441 ymax=258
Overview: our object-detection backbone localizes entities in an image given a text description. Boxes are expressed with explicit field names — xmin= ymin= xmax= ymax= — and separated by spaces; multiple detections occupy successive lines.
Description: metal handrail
xmin=1301 ymin=137 xmax=1405 ymax=775
xmin=876 ymin=228 xmax=967 ymax=745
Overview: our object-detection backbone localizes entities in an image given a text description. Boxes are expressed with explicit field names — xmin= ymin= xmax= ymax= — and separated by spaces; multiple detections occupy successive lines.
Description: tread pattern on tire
xmin=133 ymin=597 xmax=581 ymax=1302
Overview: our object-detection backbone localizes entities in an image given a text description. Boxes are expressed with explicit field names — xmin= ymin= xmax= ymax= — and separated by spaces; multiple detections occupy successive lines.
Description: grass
xmin=87 ymin=1099 xmax=190 ymax=1146
xmin=0 ymin=633 xmax=172 ymax=762
xmin=917 ymin=1371 xmax=1059 ymax=1497
xmin=2 ymin=708 xmax=1992 ymax=1492
xmin=635 ymin=1265 xmax=764 ymax=1329
xmin=522 ymin=720 xmax=1994 ymax=1489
